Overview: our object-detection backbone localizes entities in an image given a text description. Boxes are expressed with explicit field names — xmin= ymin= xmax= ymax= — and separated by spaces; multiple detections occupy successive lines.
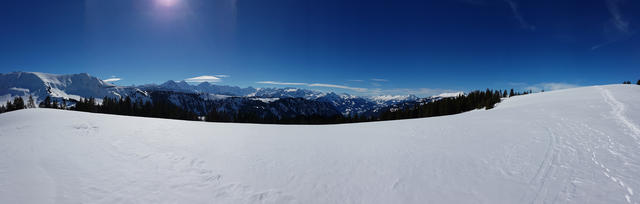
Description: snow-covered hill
xmin=1 ymin=85 xmax=639 ymax=203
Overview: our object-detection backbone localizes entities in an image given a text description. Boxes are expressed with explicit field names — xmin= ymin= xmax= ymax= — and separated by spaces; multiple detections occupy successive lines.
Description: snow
xmin=1 ymin=84 xmax=640 ymax=203
xmin=250 ymin=97 xmax=280 ymax=103
xmin=435 ymin=91 xmax=464 ymax=98
xmin=0 ymin=72 xmax=121 ymax=104
xmin=370 ymin=94 xmax=416 ymax=101
xmin=1 ymin=72 xmax=449 ymax=115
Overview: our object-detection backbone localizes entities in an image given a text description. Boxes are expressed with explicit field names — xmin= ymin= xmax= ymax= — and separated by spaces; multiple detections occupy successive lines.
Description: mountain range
xmin=0 ymin=72 xmax=462 ymax=117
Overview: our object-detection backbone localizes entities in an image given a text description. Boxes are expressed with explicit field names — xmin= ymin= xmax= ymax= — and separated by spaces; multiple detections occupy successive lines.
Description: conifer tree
xmin=509 ymin=89 xmax=515 ymax=97
xmin=637 ymin=80 xmax=640 ymax=85
xmin=14 ymin=97 xmax=25 ymax=110
xmin=27 ymin=95 xmax=35 ymax=108
xmin=6 ymin=101 xmax=14 ymax=111
xmin=40 ymin=96 xmax=52 ymax=108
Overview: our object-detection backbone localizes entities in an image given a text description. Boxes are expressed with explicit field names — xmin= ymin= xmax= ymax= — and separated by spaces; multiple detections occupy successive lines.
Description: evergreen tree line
xmin=204 ymin=97 xmax=347 ymax=124
xmin=622 ymin=79 xmax=640 ymax=85
xmin=204 ymin=88 xmax=534 ymax=124
xmin=206 ymin=109 xmax=348 ymax=124
xmin=2 ymin=88 xmax=547 ymax=125
xmin=0 ymin=95 xmax=36 ymax=113
xmin=377 ymin=89 xmax=528 ymax=121
xmin=1 ymin=89 xmax=532 ymax=124
xmin=75 ymin=96 xmax=199 ymax=120
xmin=31 ymin=95 xmax=199 ymax=120
xmin=39 ymin=96 xmax=66 ymax=109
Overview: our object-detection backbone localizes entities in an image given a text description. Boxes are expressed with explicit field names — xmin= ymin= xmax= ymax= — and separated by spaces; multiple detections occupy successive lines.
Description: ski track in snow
xmin=1 ymin=85 xmax=640 ymax=203
xmin=598 ymin=86 xmax=639 ymax=203
xmin=600 ymin=87 xmax=640 ymax=143
xmin=514 ymin=86 xmax=640 ymax=204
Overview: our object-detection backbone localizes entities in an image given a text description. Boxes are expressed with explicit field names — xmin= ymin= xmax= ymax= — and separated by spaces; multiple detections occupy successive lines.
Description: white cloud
xmin=256 ymin=81 xmax=368 ymax=92
xmin=368 ymin=88 xmax=461 ymax=97
xmin=308 ymin=83 xmax=368 ymax=92
xmin=504 ymin=0 xmax=535 ymax=31
xmin=215 ymin=75 xmax=230 ymax=78
xmin=348 ymin=79 xmax=364 ymax=82
xmin=256 ymin=81 xmax=309 ymax=86
xmin=185 ymin=75 xmax=223 ymax=83
xmin=523 ymin=82 xmax=580 ymax=92
xmin=371 ymin=78 xmax=389 ymax=82
xmin=103 ymin=78 xmax=122 ymax=82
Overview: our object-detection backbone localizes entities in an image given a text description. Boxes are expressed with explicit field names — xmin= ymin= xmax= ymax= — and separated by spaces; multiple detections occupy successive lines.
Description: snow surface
xmin=1 ymin=85 xmax=640 ymax=203
xmin=436 ymin=91 xmax=465 ymax=98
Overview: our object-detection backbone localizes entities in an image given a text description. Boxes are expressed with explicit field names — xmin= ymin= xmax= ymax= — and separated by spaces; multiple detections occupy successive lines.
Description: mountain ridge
xmin=1 ymin=71 xmax=460 ymax=116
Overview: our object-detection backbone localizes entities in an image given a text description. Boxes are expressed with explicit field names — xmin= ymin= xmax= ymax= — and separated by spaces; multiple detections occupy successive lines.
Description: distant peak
xmin=161 ymin=80 xmax=177 ymax=85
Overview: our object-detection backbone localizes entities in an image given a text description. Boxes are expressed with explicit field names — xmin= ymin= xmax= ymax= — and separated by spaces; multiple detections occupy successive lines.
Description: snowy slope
xmin=1 ymin=84 xmax=639 ymax=203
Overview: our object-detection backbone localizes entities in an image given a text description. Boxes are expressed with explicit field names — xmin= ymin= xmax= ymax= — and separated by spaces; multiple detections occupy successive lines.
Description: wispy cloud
xmin=504 ymin=0 xmax=535 ymax=31
xmin=256 ymin=81 xmax=368 ymax=92
xmin=371 ymin=78 xmax=389 ymax=82
xmin=309 ymin=83 xmax=368 ymax=92
xmin=522 ymin=82 xmax=580 ymax=92
xmin=369 ymin=88 xmax=461 ymax=97
xmin=606 ymin=0 xmax=630 ymax=33
xmin=348 ymin=79 xmax=364 ymax=82
xmin=256 ymin=81 xmax=309 ymax=86
xmin=215 ymin=74 xmax=230 ymax=78
xmin=103 ymin=78 xmax=122 ymax=82
xmin=185 ymin=75 xmax=225 ymax=83
xmin=592 ymin=0 xmax=634 ymax=50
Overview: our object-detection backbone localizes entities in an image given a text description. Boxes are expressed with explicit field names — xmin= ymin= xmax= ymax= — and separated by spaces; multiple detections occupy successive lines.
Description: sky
xmin=0 ymin=0 xmax=639 ymax=96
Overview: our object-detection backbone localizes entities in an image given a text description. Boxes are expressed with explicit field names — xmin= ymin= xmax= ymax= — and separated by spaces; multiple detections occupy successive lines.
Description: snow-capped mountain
xmin=0 ymin=72 xmax=454 ymax=117
xmin=1 ymin=72 xmax=120 ymax=103
xmin=253 ymin=88 xmax=322 ymax=99
xmin=0 ymin=72 xmax=151 ymax=105
xmin=195 ymin=82 xmax=257 ymax=96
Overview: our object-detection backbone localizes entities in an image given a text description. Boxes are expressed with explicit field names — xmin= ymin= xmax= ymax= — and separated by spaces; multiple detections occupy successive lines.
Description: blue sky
xmin=0 ymin=0 xmax=639 ymax=96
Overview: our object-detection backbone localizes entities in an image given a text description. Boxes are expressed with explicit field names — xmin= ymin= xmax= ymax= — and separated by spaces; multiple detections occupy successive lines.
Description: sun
xmin=156 ymin=0 xmax=179 ymax=7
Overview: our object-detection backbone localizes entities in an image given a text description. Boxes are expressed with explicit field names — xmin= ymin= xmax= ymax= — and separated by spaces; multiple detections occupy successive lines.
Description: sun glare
xmin=156 ymin=0 xmax=178 ymax=7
